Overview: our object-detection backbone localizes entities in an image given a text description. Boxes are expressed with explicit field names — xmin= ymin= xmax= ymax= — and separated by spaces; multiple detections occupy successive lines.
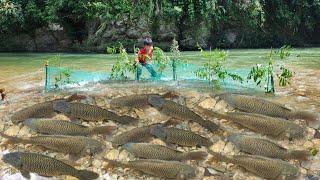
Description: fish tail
xmin=53 ymin=101 xmax=71 ymax=114
xmin=287 ymin=150 xmax=310 ymax=161
xmin=291 ymin=111 xmax=318 ymax=122
xmin=150 ymin=124 xmax=166 ymax=138
xmin=90 ymin=126 xmax=116 ymax=135
xmin=208 ymin=150 xmax=232 ymax=163
xmin=161 ymin=91 xmax=179 ymax=99
xmin=196 ymin=119 xmax=220 ymax=133
xmin=184 ymin=151 xmax=208 ymax=161
xmin=66 ymin=93 xmax=87 ymax=102
xmin=106 ymin=159 xmax=128 ymax=168
xmin=147 ymin=95 xmax=165 ymax=108
xmin=0 ymin=132 xmax=27 ymax=144
xmin=76 ymin=170 xmax=99 ymax=180
xmin=117 ymin=115 xmax=138 ymax=124
xmin=197 ymin=107 xmax=227 ymax=120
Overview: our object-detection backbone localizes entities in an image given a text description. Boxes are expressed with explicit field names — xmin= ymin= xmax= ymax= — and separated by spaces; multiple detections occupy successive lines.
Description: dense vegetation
xmin=1 ymin=0 xmax=319 ymax=51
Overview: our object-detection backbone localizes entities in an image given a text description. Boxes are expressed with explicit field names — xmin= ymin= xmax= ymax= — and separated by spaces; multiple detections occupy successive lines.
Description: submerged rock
xmin=199 ymin=98 xmax=217 ymax=109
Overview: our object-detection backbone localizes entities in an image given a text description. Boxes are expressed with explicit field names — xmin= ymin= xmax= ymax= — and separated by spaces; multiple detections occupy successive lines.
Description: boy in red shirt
xmin=135 ymin=37 xmax=158 ymax=80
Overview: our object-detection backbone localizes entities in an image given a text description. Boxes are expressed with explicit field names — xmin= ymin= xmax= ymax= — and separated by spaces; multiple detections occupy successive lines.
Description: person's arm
xmin=147 ymin=46 xmax=154 ymax=62
xmin=135 ymin=50 xmax=141 ymax=63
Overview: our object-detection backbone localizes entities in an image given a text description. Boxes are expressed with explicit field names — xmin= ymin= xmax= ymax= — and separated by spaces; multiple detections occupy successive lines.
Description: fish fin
xmin=122 ymin=143 xmax=134 ymax=152
xmin=163 ymin=118 xmax=180 ymax=126
xmin=197 ymin=107 xmax=227 ymax=120
xmin=0 ymin=132 xmax=22 ymax=143
xmin=196 ymin=119 xmax=220 ymax=133
xmin=53 ymin=101 xmax=71 ymax=114
xmin=116 ymin=115 xmax=139 ymax=124
xmin=150 ymin=124 xmax=167 ymax=139
xmin=21 ymin=170 xmax=31 ymax=179
xmin=105 ymin=159 xmax=128 ymax=169
xmin=76 ymin=170 xmax=99 ymax=180
xmin=147 ymin=95 xmax=165 ymax=108
xmin=66 ymin=93 xmax=87 ymax=102
xmin=69 ymin=154 xmax=81 ymax=161
xmin=161 ymin=91 xmax=179 ymax=99
xmin=291 ymin=111 xmax=318 ymax=122
xmin=184 ymin=151 xmax=208 ymax=161
xmin=208 ymin=150 xmax=232 ymax=163
xmin=287 ymin=150 xmax=310 ymax=161
xmin=23 ymin=118 xmax=39 ymax=132
xmin=69 ymin=117 xmax=82 ymax=124
xmin=90 ymin=126 xmax=116 ymax=135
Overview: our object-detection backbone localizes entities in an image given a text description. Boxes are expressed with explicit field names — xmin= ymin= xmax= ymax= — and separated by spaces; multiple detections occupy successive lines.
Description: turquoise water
xmin=1 ymin=48 xmax=320 ymax=80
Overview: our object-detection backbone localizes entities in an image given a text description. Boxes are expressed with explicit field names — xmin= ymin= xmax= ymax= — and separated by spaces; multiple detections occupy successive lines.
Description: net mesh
xmin=45 ymin=63 xmax=263 ymax=91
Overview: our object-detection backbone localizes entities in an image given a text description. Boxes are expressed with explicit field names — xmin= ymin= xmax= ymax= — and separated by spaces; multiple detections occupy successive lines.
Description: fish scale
xmin=11 ymin=101 xmax=56 ymax=124
xmin=148 ymin=95 xmax=220 ymax=132
xmin=228 ymin=134 xmax=309 ymax=160
xmin=210 ymin=152 xmax=299 ymax=180
xmin=24 ymin=118 xmax=114 ymax=136
xmin=123 ymin=143 xmax=207 ymax=161
xmin=111 ymin=124 xmax=157 ymax=147
xmin=108 ymin=159 xmax=196 ymax=179
xmin=2 ymin=152 xmax=99 ymax=179
xmin=150 ymin=125 xmax=212 ymax=147
xmin=203 ymin=110 xmax=305 ymax=139
xmin=0 ymin=133 xmax=103 ymax=155
xmin=54 ymin=101 xmax=137 ymax=124
xmin=165 ymin=127 xmax=212 ymax=146
xmin=217 ymin=93 xmax=318 ymax=122
xmin=110 ymin=94 xmax=152 ymax=108
xmin=231 ymin=155 xmax=298 ymax=179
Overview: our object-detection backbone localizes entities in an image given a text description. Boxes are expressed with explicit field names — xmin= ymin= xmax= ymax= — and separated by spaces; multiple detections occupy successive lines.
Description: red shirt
xmin=138 ymin=47 xmax=153 ymax=63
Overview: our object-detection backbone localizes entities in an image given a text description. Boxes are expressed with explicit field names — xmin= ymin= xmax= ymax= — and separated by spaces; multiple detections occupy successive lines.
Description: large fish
xmin=148 ymin=95 xmax=220 ymax=133
xmin=24 ymin=118 xmax=115 ymax=136
xmin=123 ymin=142 xmax=207 ymax=161
xmin=227 ymin=134 xmax=309 ymax=160
xmin=217 ymin=93 xmax=318 ymax=122
xmin=209 ymin=151 xmax=299 ymax=180
xmin=11 ymin=94 xmax=86 ymax=124
xmin=150 ymin=124 xmax=213 ymax=147
xmin=107 ymin=159 xmax=196 ymax=179
xmin=0 ymin=133 xmax=103 ymax=156
xmin=2 ymin=152 xmax=99 ymax=179
xmin=201 ymin=109 xmax=305 ymax=139
xmin=111 ymin=124 xmax=157 ymax=147
xmin=53 ymin=101 xmax=138 ymax=124
xmin=110 ymin=92 xmax=179 ymax=108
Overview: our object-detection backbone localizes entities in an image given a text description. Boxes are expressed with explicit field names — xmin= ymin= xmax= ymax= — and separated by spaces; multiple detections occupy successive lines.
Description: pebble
xmin=105 ymin=149 xmax=120 ymax=160
xmin=214 ymin=100 xmax=228 ymax=112
xmin=210 ymin=140 xmax=226 ymax=153
xmin=4 ymin=126 xmax=20 ymax=136
xmin=199 ymin=98 xmax=217 ymax=109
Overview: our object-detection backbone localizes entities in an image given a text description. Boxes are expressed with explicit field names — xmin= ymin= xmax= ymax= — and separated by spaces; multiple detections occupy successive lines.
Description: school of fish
xmin=1 ymin=92 xmax=318 ymax=179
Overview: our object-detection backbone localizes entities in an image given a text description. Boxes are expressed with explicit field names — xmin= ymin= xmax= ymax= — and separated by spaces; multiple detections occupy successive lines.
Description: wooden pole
xmin=45 ymin=61 xmax=49 ymax=91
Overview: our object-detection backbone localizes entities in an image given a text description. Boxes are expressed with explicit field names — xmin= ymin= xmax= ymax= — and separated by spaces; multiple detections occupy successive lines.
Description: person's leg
xmin=136 ymin=63 xmax=143 ymax=81
xmin=144 ymin=63 xmax=158 ymax=79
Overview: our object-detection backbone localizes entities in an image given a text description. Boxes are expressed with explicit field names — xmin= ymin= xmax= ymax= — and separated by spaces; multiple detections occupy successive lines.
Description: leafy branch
xmin=195 ymin=46 xmax=243 ymax=88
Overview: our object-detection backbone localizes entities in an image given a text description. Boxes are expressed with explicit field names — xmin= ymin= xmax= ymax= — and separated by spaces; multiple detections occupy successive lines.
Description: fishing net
xmin=45 ymin=63 xmax=264 ymax=92
xmin=45 ymin=66 xmax=109 ymax=91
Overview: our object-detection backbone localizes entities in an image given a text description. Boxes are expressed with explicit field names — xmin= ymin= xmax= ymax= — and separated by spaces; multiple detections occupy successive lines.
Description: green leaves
xmin=153 ymin=47 xmax=170 ymax=74
xmin=247 ymin=64 xmax=267 ymax=86
xmin=195 ymin=47 xmax=243 ymax=88
xmin=109 ymin=43 xmax=135 ymax=80
xmin=247 ymin=45 xmax=294 ymax=93
xmin=278 ymin=66 xmax=293 ymax=87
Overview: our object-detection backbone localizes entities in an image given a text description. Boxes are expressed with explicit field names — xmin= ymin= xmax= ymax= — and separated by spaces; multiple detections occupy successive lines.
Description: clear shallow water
xmin=1 ymin=48 xmax=320 ymax=79
xmin=0 ymin=48 xmax=319 ymax=112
